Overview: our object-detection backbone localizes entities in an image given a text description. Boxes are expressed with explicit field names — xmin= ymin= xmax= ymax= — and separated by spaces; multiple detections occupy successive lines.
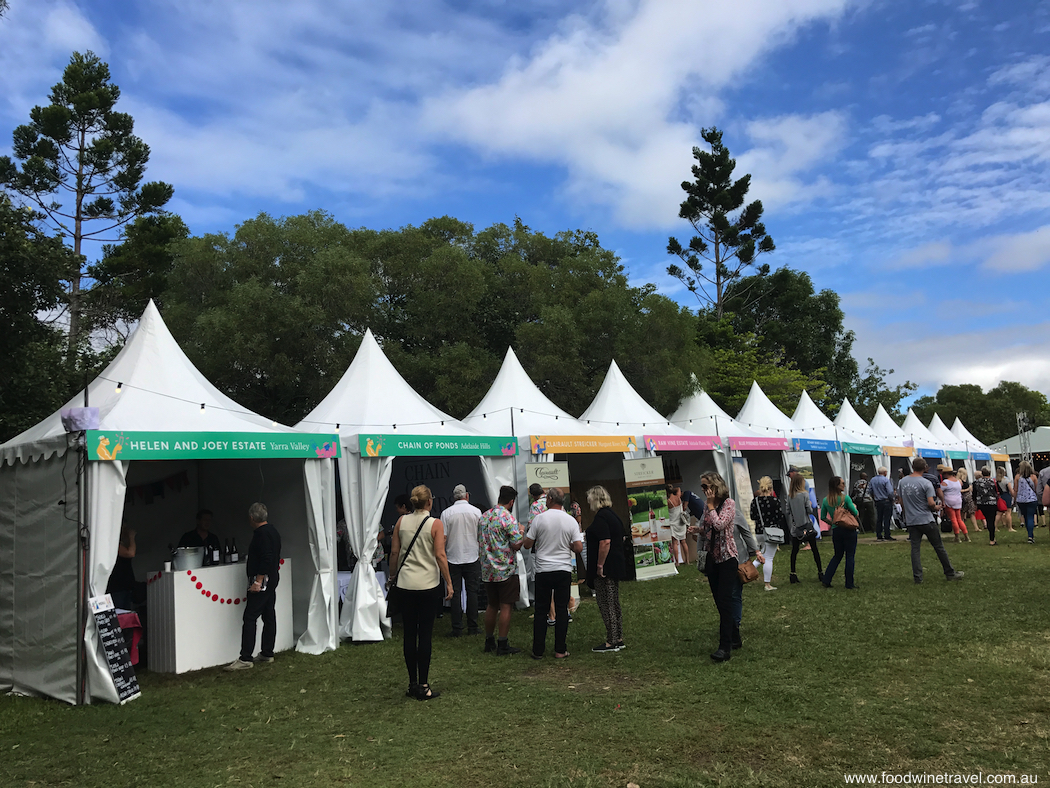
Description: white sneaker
xmin=225 ymin=658 xmax=254 ymax=671
xmin=764 ymin=585 xmax=777 ymax=591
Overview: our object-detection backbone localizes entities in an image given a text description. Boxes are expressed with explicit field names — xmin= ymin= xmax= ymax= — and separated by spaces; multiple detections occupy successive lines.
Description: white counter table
xmin=147 ymin=561 xmax=293 ymax=673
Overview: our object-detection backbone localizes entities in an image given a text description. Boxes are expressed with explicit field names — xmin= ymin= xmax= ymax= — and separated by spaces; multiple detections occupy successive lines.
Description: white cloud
xmin=0 ymin=1 xmax=106 ymax=118
xmin=424 ymin=0 xmax=855 ymax=227
xmin=977 ymin=225 xmax=1050 ymax=272
xmin=849 ymin=312 xmax=1050 ymax=395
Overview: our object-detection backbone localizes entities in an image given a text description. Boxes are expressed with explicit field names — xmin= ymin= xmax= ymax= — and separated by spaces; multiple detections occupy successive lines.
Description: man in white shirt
xmin=440 ymin=484 xmax=483 ymax=637
xmin=524 ymin=487 xmax=583 ymax=659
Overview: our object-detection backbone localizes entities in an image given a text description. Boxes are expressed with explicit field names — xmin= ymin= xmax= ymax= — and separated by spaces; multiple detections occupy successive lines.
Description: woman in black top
xmin=749 ymin=476 xmax=786 ymax=591
xmin=972 ymin=467 xmax=999 ymax=545
xmin=585 ymin=485 xmax=626 ymax=653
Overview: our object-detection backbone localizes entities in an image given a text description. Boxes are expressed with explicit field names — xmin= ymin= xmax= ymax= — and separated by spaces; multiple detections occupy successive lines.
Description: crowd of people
xmin=383 ymin=457 xmax=1038 ymax=697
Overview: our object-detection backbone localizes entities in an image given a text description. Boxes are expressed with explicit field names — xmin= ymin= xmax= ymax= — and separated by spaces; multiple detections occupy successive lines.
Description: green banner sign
xmin=947 ymin=450 xmax=969 ymax=460
xmin=841 ymin=442 xmax=882 ymax=456
xmin=359 ymin=434 xmax=517 ymax=457
xmin=86 ymin=431 xmax=340 ymax=461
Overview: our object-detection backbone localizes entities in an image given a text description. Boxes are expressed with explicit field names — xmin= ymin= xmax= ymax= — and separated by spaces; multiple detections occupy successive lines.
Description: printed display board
xmin=882 ymin=446 xmax=914 ymax=457
xmin=359 ymin=434 xmax=517 ymax=457
xmin=526 ymin=462 xmax=570 ymax=489
xmin=732 ymin=457 xmax=756 ymax=529
xmin=87 ymin=431 xmax=340 ymax=461
xmin=89 ymin=595 xmax=141 ymax=704
xmin=623 ymin=458 xmax=676 ymax=581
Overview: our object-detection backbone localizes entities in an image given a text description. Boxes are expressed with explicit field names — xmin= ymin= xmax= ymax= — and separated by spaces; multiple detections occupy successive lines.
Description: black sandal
xmin=406 ymin=683 xmax=418 ymax=698
xmin=415 ymin=683 xmax=440 ymax=701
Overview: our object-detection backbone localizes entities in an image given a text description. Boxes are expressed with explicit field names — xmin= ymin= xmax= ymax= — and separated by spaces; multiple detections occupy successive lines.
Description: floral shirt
xmin=698 ymin=498 xmax=738 ymax=564
xmin=527 ymin=496 xmax=548 ymax=528
xmin=478 ymin=505 xmax=525 ymax=582
xmin=972 ymin=476 xmax=998 ymax=507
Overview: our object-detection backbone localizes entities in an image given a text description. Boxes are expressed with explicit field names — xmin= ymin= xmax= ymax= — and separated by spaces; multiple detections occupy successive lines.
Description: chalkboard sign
xmin=89 ymin=595 xmax=141 ymax=704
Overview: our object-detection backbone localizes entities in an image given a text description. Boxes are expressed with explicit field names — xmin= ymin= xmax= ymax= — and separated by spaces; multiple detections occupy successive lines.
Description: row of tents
xmin=0 ymin=301 xmax=1008 ymax=705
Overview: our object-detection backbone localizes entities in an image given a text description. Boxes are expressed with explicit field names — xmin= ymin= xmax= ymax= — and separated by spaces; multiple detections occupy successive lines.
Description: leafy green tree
xmin=722 ymin=267 xmax=858 ymax=408
xmin=666 ymin=127 xmax=775 ymax=318
xmin=911 ymin=382 xmax=1049 ymax=445
xmin=0 ymin=195 xmax=75 ymax=440
xmin=849 ymin=359 xmax=917 ymax=423
xmin=84 ymin=213 xmax=189 ymax=338
xmin=0 ymin=51 xmax=173 ymax=355
xmin=163 ymin=211 xmax=374 ymax=425
xmin=695 ymin=315 xmax=826 ymax=416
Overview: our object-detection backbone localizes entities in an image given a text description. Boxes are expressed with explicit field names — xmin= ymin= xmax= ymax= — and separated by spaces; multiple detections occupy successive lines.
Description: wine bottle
xmin=230 ymin=538 xmax=239 ymax=564
xmin=211 ymin=540 xmax=221 ymax=566
xmin=223 ymin=538 xmax=231 ymax=565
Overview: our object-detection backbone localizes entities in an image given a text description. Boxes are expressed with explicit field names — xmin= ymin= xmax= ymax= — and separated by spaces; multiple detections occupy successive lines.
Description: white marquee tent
xmin=295 ymin=329 xmax=508 ymax=642
xmin=462 ymin=347 xmax=601 ymax=520
xmin=0 ymin=301 xmax=338 ymax=704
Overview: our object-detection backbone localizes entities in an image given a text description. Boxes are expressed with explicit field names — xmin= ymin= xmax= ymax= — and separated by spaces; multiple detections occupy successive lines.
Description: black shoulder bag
xmin=385 ymin=515 xmax=431 ymax=618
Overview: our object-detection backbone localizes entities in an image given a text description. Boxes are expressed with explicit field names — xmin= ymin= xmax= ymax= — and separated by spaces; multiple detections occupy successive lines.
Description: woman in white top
xmin=665 ymin=484 xmax=690 ymax=566
xmin=940 ymin=468 xmax=969 ymax=543
xmin=389 ymin=484 xmax=453 ymax=701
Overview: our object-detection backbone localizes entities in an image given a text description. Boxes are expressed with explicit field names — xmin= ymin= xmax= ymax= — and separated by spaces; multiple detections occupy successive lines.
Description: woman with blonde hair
xmin=749 ymin=476 xmax=784 ymax=591
xmin=389 ymin=485 xmax=454 ymax=700
xmin=787 ymin=472 xmax=823 ymax=583
xmin=684 ymin=472 xmax=738 ymax=662
xmin=957 ymin=467 xmax=979 ymax=533
xmin=1014 ymin=460 xmax=1039 ymax=543
xmin=585 ymin=485 xmax=627 ymax=653
xmin=996 ymin=467 xmax=1016 ymax=533
xmin=940 ymin=468 xmax=969 ymax=543
xmin=666 ymin=484 xmax=689 ymax=566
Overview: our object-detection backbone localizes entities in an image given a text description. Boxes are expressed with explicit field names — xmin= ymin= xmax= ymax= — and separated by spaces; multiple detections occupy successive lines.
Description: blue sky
xmin=2 ymin=0 xmax=1049 ymax=402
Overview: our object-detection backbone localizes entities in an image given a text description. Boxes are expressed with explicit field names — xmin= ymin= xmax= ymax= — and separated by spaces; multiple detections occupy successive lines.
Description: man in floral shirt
xmin=478 ymin=485 xmax=523 ymax=655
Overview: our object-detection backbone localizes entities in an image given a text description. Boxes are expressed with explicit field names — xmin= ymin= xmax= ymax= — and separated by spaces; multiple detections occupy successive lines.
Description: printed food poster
xmin=623 ymin=457 xmax=677 ymax=580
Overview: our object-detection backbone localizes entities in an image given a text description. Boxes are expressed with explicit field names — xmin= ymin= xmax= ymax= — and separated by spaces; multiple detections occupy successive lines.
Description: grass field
xmin=4 ymin=522 xmax=1050 ymax=788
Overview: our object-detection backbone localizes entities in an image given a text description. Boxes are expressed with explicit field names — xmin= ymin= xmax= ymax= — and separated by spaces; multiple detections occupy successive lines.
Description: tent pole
xmin=76 ymin=433 xmax=89 ymax=705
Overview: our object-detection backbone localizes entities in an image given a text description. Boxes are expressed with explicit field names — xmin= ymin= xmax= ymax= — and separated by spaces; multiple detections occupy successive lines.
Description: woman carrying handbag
xmin=819 ymin=476 xmax=860 ymax=590
xmin=749 ymin=476 xmax=785 ymax=591
xmin=388 ymin=485 xmax=454 ymax=701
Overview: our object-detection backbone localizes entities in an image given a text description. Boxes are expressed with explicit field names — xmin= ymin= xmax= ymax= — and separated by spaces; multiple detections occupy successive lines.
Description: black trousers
xmin=532 ymin=570 xmax=571 ymax=656
xmin=977 ymin=504 xmax=998 ymax=542
xmin=790 ymin=534 xmax=823 ymax=575
xmin=239 ymin=578 xmax=279 ymax=661
xmin=400 ymin=586 xmax=441 ymax=686
xmin=448 ymin=560 xmax=481 ymax=633
xmin=707 ymin=558 xmax=738 ymax=652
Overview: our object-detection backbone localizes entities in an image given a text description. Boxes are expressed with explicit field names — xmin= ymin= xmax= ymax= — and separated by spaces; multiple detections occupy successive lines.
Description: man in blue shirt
xmin=869 ymin=467 xmax=897 ymax=542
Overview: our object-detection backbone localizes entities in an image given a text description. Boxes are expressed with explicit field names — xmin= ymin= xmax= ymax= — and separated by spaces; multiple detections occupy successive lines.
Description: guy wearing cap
xmin=439 ymin=484 xmax=483 ymax=637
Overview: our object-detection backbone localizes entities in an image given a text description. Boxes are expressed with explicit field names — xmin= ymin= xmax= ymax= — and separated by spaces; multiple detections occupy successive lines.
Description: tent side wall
xmin=0 ymin=452 xmax=81 ymax=704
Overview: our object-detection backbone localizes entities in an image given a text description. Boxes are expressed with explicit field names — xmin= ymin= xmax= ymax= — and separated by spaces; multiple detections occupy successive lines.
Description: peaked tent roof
xmin=790 ymin=390 xmax=873 ymax=447
xmin=901 ymin=409 xmax=949 ymax=453
xmin=834 ymin=400 xmax=887 ymax=445
xmin=869 ymin=404 xmax=909 ymax=444
xmin=668 ymin=390 xmax=765 ymax=440
xmin=462 ymin=347 xmax=597 ymax=439
xmin=927 ymin=414 xmax=968 ymax=453
xmin=736 ymin=381 xmax=797 ymax=437
xmin=950 ymin=418 xmax=996 ymax=455
xmin=297 ymin=328 xmax=476 ymax=437
xmin=2 ymin=300 xmax=294 ymax=464
xmin=579 ymin=361 xmax=692 ymax=436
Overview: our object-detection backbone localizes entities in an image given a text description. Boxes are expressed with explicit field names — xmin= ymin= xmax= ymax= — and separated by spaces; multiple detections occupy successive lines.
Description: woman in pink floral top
xmin=687 ymin=471 xmax=738 ymax=663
